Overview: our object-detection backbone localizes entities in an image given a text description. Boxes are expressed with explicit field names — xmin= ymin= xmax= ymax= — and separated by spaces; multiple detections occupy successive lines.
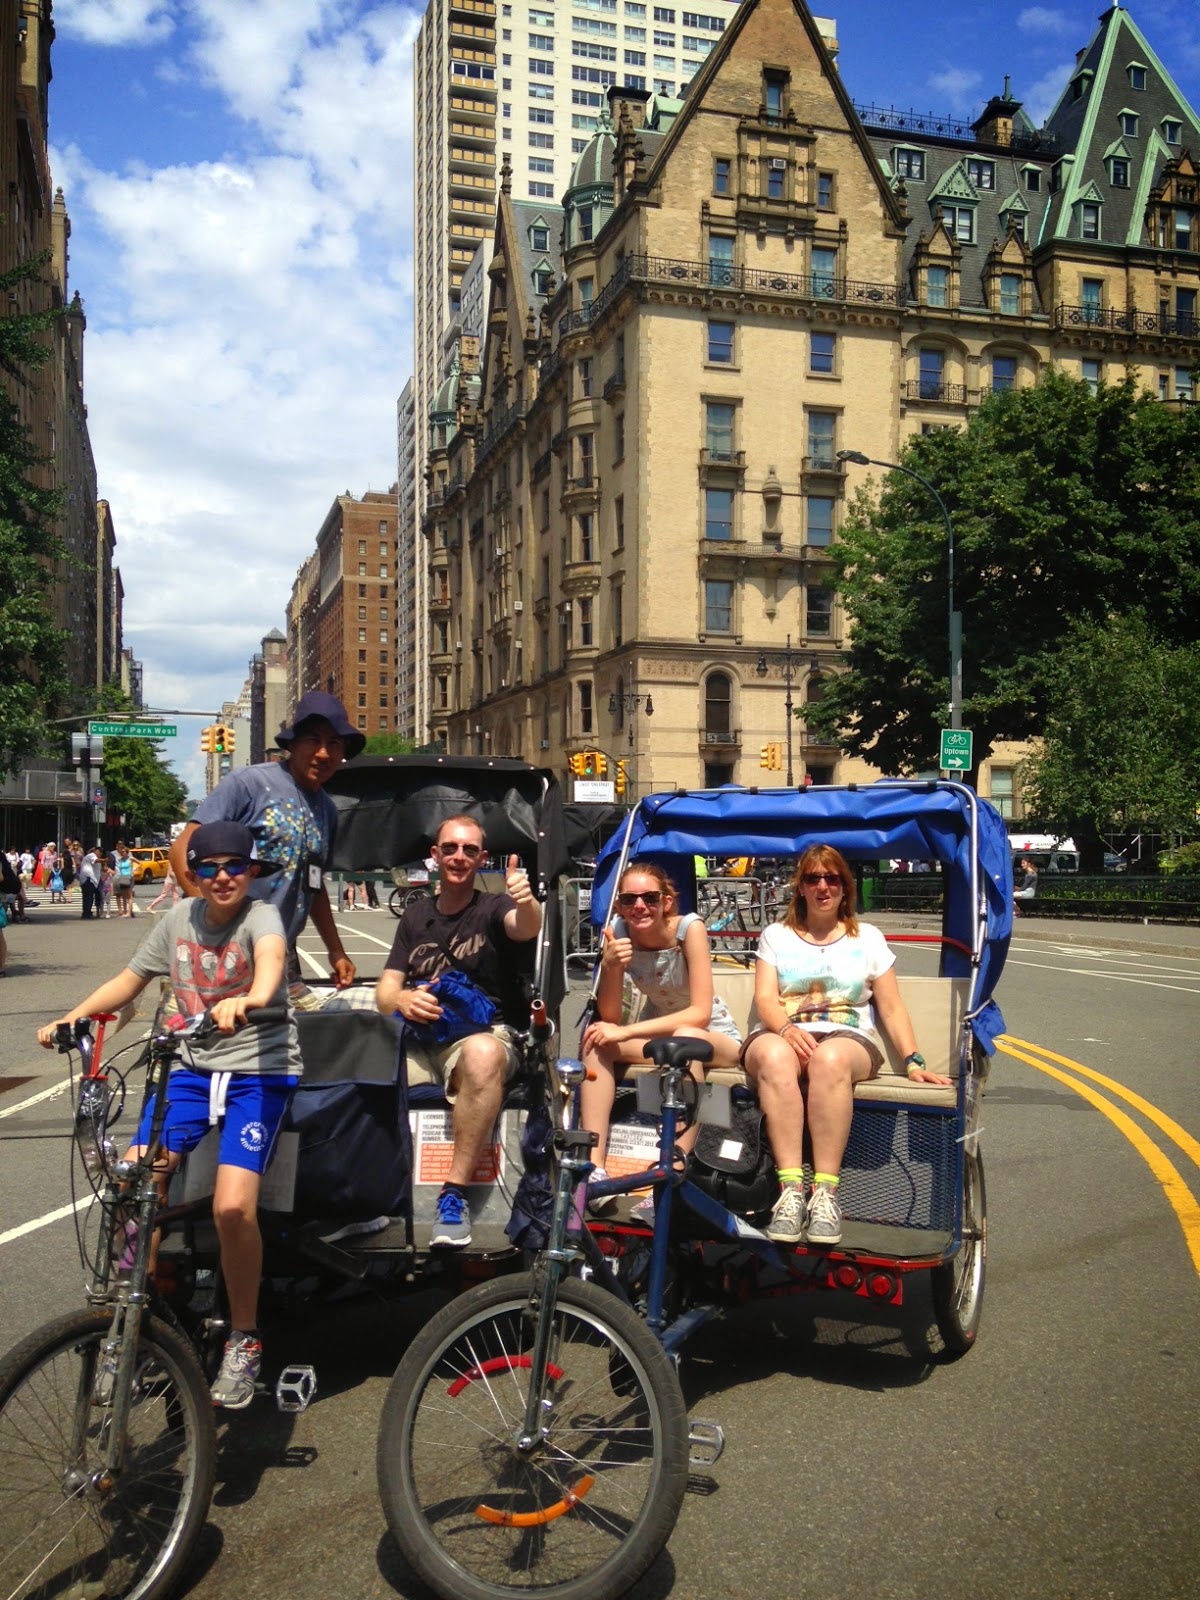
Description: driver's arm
xmin=169 ymin=823 xmax=200 ymax=898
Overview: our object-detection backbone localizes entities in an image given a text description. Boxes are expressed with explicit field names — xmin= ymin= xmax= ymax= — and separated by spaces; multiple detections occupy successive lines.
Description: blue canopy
xmin=592 ymin=781 xmax=1012 ymax=1054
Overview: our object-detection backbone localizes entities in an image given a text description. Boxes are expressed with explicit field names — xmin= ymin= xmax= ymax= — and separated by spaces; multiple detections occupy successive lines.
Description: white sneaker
xmin=766 ymin=1183 xmax=806 ymax=1245
xmin=586 ymin=1167 xmax=617 ymax=1215
xmin=806 ymin=1183 xmax=843 ymax=1246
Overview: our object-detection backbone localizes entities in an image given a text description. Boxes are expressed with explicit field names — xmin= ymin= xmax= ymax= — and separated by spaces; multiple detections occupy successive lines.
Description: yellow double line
xmin=998 ymin=1035 xmax=1200 ymax=1279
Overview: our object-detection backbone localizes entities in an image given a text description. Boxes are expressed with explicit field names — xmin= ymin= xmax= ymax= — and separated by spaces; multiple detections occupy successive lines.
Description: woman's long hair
xmin=784 ymin=844 xmax=858 ymax=937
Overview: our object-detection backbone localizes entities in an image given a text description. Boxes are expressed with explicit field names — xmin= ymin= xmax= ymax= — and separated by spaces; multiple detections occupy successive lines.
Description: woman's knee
xmin=744 ymin=1035 xmax=799 ymax=1088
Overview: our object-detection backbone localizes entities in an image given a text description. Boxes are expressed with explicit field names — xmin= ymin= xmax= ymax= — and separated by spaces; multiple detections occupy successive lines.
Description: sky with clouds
xmin=47 ymin=0 xmax=1200 ymax=799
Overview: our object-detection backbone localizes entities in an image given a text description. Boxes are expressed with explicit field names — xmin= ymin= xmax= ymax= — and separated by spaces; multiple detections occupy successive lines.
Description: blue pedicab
xmin=375 ymin=779 xmax=1013 ymax=1600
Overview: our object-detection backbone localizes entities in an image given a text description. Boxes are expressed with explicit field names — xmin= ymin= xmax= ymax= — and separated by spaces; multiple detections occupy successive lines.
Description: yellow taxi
xmin=129 ymin=847 xmax=171 ymax=883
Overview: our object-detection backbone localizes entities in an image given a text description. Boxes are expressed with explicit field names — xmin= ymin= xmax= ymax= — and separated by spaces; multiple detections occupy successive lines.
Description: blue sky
xmin=47 ymin=1 xmax=1200 ymax=798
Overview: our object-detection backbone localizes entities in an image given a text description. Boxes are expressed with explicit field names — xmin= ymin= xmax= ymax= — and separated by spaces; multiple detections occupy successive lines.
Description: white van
xmin=1009 ymin=833 xmax=1080 ymax=874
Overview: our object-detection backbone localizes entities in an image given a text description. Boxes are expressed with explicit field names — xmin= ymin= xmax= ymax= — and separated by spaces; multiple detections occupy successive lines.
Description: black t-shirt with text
xmin=385 ymin=890 xmax=535 ymax=1028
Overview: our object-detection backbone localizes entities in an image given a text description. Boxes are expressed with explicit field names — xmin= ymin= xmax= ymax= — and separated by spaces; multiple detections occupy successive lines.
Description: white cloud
xmin=1021 ymin=61 xmax=1073 ymax=124
xmin=1016 ymin=7 xmax=1073 ymax=37
xmin=54 ymin=0 xmax=176 ymax=47
xmin=927 ymin=67 xmax=984 ymax=114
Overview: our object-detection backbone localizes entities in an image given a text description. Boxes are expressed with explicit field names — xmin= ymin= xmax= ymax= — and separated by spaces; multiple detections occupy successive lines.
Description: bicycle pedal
xmin=688 ymin=1418 xmax=725 ymax=1467
xmin=275 ymin=1365 xmax=317 ymax=1413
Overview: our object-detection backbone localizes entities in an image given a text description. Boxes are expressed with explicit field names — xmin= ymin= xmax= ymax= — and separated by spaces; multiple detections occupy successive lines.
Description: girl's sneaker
xmin=211 ymin=1333 xmax=263 ymax=1410
xmin=765 ymin=1183 xmax=806 ymax=1244
xmin=805 ymin=1183 xmax=843 ymax=1246
xmin=586 ymin=1167 xmax=617 ymax=1215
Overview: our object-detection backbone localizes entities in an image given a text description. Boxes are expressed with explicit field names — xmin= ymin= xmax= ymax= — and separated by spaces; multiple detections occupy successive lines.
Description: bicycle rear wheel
xmin=0 ymin=1306 xmax=216 ymax=1600
xmin=377 ymin=1273 xmax=689 ymax=1600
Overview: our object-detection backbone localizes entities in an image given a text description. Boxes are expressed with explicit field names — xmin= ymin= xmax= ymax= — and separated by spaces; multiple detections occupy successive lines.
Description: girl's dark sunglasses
xmin=800 ymin=871 xmax=842 ymax=887
xmin=194 ymin=858 xmax=252 ymax=880
xmin=618 ymin=890 xmax=663 ymax=908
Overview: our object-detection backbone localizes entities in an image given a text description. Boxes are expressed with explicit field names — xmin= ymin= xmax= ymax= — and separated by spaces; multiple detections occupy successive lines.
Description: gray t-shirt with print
xmin=128 ymin=899 xmax=302 ymax=1077
xmin=192 ymin=761 xmax=338 ymax=948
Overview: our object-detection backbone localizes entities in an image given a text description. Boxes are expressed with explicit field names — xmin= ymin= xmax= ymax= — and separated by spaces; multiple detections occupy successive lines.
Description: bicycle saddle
xmin=642 ymin=1037 xmax=714 ymax=1070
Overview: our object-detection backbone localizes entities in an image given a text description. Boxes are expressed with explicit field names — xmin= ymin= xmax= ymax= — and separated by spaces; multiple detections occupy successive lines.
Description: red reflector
xmin=594 ymin=1233 xmax=619 ymax=1256
xmin=833 ymin=1264 xmax=862 ymax=1291
xmin=867 ymin=1271 xmax=897 ymax=1299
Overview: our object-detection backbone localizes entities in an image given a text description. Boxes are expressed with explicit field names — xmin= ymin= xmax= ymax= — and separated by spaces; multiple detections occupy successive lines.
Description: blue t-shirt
xmin=192 ymin=762 xmax=337 ymax=947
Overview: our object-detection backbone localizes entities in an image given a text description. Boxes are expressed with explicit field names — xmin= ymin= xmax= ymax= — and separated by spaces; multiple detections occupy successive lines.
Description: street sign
xmin=573 ymin=780 xmax=615 ymax=802
xmin=939 ymin=729 xmax=973 ymax=772
xmin=91 ymin=786 xmax=106 ymax=807
xmin=88 ymin=721 xmax=177 ymax=739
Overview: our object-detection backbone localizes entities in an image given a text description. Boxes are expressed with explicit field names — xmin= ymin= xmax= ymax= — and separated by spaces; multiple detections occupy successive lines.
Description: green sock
xmin=813 ymin=1172 xmax=840 ymax=1189
xmin=776 ymin=1167 xmax=805 ymax=1186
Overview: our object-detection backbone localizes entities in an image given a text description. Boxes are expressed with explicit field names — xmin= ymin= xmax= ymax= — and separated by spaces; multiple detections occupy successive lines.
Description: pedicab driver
xmin=375 ymin=816 xmax=542 ymax=1247
xmin=172 ymin=691 xmax=363 ymax=1006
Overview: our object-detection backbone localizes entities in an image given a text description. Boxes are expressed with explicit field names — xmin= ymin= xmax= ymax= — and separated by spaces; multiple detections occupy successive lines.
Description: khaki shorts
xmin=405 ymin=1025 xmax=522 ymax=1104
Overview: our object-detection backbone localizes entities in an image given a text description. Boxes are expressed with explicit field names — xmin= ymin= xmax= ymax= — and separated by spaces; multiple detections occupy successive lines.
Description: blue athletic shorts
xmin=135 ymin=1068 xmax=298 ymax=1174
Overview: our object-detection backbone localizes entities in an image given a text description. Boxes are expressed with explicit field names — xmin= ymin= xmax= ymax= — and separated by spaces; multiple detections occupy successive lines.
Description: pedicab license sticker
xmin=602 ymin=1121 xmax=661 ymax=1193
xmin=413 ymin=1110 xmax=502 ymax=1185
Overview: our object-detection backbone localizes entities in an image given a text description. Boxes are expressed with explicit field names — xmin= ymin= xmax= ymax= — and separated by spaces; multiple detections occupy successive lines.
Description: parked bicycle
xmin=0 ymin=1005 xmax=310 ymax=1600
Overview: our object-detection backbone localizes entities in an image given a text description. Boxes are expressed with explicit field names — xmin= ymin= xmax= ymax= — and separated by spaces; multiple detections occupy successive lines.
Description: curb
xmin=873 ymin=912 xmax=1200 ymax=963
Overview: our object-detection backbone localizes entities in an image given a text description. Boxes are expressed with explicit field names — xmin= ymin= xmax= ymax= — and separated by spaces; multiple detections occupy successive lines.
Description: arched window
xmin=704 ymin=671 xmax=732 ymax=736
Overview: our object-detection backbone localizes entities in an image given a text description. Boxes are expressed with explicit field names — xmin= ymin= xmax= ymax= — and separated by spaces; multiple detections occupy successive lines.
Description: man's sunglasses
xmin=617 ymin=890 xmax=663 ymax=908
xmin=194 ymin=858 xmax=253 ymax=880
xmin=437 ymin=842 xmax=483 ymax=859
xmin=800 ymin=871 xmax=842 ymax=887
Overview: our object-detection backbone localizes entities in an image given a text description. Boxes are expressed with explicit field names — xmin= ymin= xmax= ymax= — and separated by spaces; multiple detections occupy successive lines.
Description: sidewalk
xmin=873 ymin=909 xmax=1200 ymax=961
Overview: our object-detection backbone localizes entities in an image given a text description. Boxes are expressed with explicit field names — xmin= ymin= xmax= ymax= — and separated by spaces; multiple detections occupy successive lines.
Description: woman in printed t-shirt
xmin=744 ymin=843 xmax=950 ymax=1250
xmin=580 ymin=863 xmax=742 ymax=1216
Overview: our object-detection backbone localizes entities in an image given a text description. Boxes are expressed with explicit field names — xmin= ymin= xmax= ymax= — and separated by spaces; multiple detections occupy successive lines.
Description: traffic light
xmin=581 ymin=750 xmax=597 ymax=777
xmin=760 ymin=743 xmax=782 ymax=771
xmin=201 ymin=725 xmax=216 ymax=755
xmin=214 ymin=724 xmax=235 ymax=756
xmin=568 ymin=753 xmax=586 ymax=778
xmin=614 ymin=759 xmax=628 ymax=799
xmin=593 ymin=751 xmax=608 ymax=777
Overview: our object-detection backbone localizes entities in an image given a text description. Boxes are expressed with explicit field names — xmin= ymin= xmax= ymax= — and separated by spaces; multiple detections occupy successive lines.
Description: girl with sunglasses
xmin=744 ymin=843 xmax=950 ymax=1248
xmin=580 ymin=864 xmax=742 ymax=1213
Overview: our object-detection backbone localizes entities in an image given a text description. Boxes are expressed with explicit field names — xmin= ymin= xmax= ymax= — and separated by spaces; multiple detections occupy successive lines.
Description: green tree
xmin=0 ymin=255 xmax=69 ymax=778
xmin=361 ymin=732 xmax=422 ymax=757
xmin=812 ymin=371 xmax=1200 ymax=778
xmin=1021 ymin=615 xmax=1200 ymax=867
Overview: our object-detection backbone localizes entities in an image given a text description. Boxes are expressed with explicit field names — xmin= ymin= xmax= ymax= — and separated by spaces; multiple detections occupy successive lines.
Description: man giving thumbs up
xmin=376 ymin=816 xmax=542 ymax=1246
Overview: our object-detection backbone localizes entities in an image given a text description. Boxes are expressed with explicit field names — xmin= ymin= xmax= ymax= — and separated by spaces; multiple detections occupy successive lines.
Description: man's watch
xmin=904 ymin=1051 xmax=926 ymax=1076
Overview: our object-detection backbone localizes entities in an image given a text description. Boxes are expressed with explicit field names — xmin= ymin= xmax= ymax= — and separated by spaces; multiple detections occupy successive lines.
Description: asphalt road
xmin=1 ymin=893 xmax=1198 ymax=1599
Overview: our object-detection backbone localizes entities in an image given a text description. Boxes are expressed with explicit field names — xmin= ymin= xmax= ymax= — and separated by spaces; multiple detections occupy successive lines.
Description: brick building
xmin=310 ymin=489 xmax=399 ymax=738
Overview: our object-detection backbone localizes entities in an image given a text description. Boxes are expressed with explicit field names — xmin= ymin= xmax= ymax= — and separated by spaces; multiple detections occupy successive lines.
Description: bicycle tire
xmin=377 ymin=1273 xmax=689 ymax=1600
xmin=388 ymin=887 xmax=405 ymax=918
xmin=0 ymin=1306 xmax=217 ymax=1600
xmin=931 ymin=1147 xmax=987 ymax=1356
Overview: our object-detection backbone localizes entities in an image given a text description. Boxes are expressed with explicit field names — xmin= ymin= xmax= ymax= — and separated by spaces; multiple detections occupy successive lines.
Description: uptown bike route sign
xmin=939 ymin=729 xmax=973 ymax=773
xmin=87 ymin=721 xmax=178 ymax=739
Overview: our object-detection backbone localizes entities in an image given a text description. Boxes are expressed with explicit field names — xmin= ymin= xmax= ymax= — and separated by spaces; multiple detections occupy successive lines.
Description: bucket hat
xmin=276 ymin=690 xmax=365 ymax=760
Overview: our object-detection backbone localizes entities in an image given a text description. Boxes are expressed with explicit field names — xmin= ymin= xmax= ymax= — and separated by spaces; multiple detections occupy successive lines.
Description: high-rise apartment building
xmin=408 ymin=0 xmax=795 ymax=741
xmin=395 ymin=379 xmax=420 ymax=737
xmin=313 ymin=489 xmax=399 ymax=739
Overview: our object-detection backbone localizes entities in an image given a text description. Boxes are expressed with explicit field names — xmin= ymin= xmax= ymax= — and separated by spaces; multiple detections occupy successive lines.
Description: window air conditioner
xmin=513 ymin=600 xmax=524 ymax=612
xmin=540 ymin=739 xmax=550 ymax=749
xmin=770 ymin=158 xmax=787 ymax=170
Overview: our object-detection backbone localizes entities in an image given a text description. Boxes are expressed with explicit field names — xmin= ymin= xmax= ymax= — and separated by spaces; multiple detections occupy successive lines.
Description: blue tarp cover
xmin=592 ymin=781 xmax=1012 ymax=1054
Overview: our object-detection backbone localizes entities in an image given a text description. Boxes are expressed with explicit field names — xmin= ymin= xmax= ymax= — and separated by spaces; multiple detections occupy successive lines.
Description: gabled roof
xmin=929 ymin=161 xmax=980 ymax=205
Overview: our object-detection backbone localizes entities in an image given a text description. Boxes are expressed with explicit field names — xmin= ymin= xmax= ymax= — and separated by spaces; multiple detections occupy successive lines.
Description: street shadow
xmin=377 ymin=1529 xmax=679 ymax=1600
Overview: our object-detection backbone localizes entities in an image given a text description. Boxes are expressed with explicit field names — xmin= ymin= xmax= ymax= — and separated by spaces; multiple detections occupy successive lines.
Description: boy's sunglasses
xmin=437 ymin=842 xmax=483 ymax=859
xmin=194 ymin=858 xmax=253 ymax=880
xmin=800 ymin=871 xmax=842 ymax=887
xmin=617 ymin=890 xmax=663 ymax=908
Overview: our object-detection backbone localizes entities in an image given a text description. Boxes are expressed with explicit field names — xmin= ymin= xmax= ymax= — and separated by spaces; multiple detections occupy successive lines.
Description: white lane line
xmin=0 ymin=1079 xmax=70 ymax=1121
xmin=1011 ymin=941 xmax=1200 ymax=971
xmin=0 ymin=1197 xmax=91 ymax=1247
xmin=1006 ymin=957 xmax=1200 ymax=995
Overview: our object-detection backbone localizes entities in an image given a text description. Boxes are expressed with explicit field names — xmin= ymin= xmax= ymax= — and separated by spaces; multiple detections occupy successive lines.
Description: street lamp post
xmin=836 ymin=449 xmax=962 ymax=730
xmin=755 ymin=635 xmax=800 ymax=785
xmin=608 ymin=687 xmax=653 ymax=796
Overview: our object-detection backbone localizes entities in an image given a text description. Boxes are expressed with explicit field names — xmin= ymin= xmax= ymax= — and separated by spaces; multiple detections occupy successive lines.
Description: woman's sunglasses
xmin=617 ymin=890 xmax=663 ymax=909
xmin=800 ymin=871 xmax=842 ymax=887
xmin=194 ymin=858 xmax=252 ymax=880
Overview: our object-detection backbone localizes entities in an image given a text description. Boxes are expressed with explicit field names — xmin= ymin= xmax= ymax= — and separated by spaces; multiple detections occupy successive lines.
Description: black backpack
xmin=688 ymin=1097 xmax=780 ymax=1220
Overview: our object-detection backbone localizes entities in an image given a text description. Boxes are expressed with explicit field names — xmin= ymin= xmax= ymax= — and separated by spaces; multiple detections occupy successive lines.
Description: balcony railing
xmin=702 ymin=729 xmax=740 ymax=746
xmin=558 ymin=304 xmax=596 ymax=338
xmin=476 ymin=399 xmax=525 ymax=464
xmin=1054 ymin=303 xmax=1200 ymax=338
xmin=626 ymin=254 xmax=907 ymax=307
xmin=853 ymin=101 xmax=1060 ymax=156
xmin=902 ymin=379 xmax=969 ymax=403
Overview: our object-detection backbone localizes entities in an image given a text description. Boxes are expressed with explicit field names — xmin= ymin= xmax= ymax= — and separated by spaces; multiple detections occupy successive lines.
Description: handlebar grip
xmin=242 ymin=1005 xmax=289 ymax=1026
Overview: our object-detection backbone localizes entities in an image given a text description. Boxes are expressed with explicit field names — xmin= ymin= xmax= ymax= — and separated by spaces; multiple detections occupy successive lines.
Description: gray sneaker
xmin=430 ymin=1186 xmax=472 ymax=1247
xmin=211 ymin=1334 xmax=262 ymax=1410
xmin=765 ymin=1183 xmax=806 ymax=1244
xmin=806 ymin=1183 xmax=843 ymax=1246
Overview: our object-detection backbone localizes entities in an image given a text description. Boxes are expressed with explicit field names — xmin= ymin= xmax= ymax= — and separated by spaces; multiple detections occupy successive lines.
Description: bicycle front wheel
xmin=377 ymin=1273 xmax=689 ymax=1600
xmin=0 ymin=1306 xmax=217 ymax=1600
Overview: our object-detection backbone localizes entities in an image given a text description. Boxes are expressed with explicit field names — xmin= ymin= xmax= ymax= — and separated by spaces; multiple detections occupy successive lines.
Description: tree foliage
xmin=361 ymin=732 xmax=422 ymax=757
xmin=0 ymin=256 xmax=69 ymax=779
xmin=811 ymin=371 xmax=1200 ymax=779
xmin=1021 ymin=615 xmax=1200 ymax=862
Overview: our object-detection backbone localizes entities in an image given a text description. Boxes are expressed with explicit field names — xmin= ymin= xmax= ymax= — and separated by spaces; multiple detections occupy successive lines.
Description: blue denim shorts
xmin=135 ymin=1068 xmax=298 ymax=1174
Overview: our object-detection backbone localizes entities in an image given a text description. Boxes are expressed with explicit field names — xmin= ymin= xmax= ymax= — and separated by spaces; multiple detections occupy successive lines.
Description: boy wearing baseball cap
xmin=37 ymin=822 xmax=302 ymax=1409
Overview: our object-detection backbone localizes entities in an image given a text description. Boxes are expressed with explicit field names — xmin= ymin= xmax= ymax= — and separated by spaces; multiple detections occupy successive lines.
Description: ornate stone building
xmin=422 ymin=0 xmax=1200 ymax=807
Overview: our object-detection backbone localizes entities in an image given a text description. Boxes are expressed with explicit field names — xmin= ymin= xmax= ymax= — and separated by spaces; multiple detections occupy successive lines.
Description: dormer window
xmin=1071 ymin=70 xmax=1093 ymax=102
xmin=1128 ymin=63 xmax=1147 ymax=91
xmin=893 ymin=147 xmax=925 ymax=180
xmin=530 ymin=222 xmax=551 ymax=251
xmin=1120 ymin=110 xmax=1139 ymax=137
xmin=941 ymin=204 xmax=975 ymax=244
xmin=1023 ymin=166 xmax=1042 ymax=193
xmin=1050 ymin=162 xmax=1063 ymax=193
xmin=1110 ymin=157 xmax=1129 ymax=188
xmin=578 ymin=206 xmax=594 ymax=242
xmin=926 ymin=265 xmax=949 ymax=307
xmin=1079 ymin=201 xmax=1101 ymax=240
xmin=1163 ymin=119 xmax=1182 ymax=146
xmin=967 ymin=159 xmax=995 ymax=191
xmin=763 ymin=69 xmax=788 ymax=117
xmin=534 ymin=261 xmax=554 ymax=295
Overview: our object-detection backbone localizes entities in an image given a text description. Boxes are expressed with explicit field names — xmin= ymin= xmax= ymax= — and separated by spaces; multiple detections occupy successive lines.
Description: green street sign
xmin=939 ymin=728 xmax=973 ymax=772
xmin=88 ymin=721 xmax=177 ymax=739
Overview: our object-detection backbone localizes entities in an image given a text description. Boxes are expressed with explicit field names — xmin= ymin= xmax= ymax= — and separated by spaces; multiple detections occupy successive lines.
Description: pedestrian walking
xmin=147 ymin=865 xmax=181 ymax=913
xmin=113 ymin=842 xmax=135 ymax=918
xmin=77 ymin=847 xmax=101 ymax=919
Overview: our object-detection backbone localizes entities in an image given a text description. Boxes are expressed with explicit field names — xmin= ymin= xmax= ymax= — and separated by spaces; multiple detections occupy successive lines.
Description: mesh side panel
xmin=838 ymin=1106 xmax=959 ymax=1232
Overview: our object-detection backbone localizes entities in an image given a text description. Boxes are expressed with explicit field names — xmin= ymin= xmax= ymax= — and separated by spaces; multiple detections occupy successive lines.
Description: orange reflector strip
xmin=475 ymin=1475 xmax=596 ymax=1528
